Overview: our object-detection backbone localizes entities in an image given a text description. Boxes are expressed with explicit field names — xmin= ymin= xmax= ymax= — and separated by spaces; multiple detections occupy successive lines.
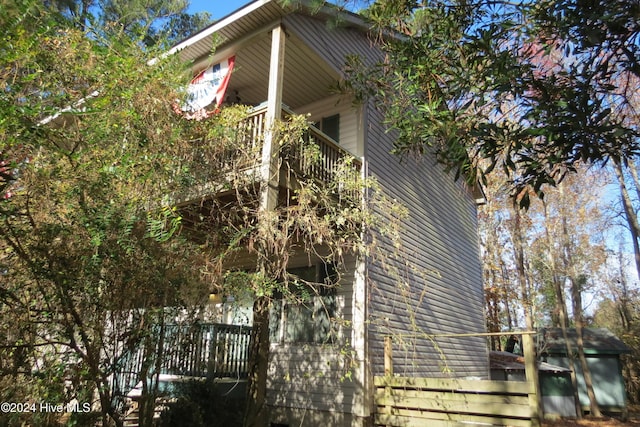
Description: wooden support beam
xmin=259 ymin=24 xmax=285 ymax=213
xmin=384 ymin=336 xmax=393 ymax=377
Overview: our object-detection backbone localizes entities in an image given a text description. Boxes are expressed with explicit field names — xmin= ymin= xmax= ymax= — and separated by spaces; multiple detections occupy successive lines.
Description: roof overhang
xmin=164 ymin=1 xmax=374 ymax=110
xmin=168 ymin=0 xmax=371 ymax=69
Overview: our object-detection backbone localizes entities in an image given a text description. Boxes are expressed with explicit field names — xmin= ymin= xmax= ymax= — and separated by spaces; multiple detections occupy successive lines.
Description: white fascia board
xmin=166 ymin=0 xmax=375 ymax=59
xmin=38 ymin=90 xmax=100 ymax=126
xmin=165 ymin=0 xmax=274 ymax=57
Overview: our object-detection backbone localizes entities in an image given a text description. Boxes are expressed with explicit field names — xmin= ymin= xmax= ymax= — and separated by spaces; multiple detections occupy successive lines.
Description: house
xmin=539 ymin=328 xmax=631 ymax=414
xmin=160 ymin=1 xmax=488 ymax=425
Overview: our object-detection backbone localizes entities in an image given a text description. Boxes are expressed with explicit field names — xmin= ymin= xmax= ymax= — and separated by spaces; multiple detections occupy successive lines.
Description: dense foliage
xmin=1 ymin=2 xmax=384 ymax=426
xmin=339 ymin=0 xmax=640 ymax=205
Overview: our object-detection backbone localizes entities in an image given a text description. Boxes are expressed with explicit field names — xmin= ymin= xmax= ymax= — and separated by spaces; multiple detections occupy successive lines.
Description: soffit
xmin=173 ymin=1 xmax=289 ymax=66
xmin=226 ymin=31 xmax=338 ymax=110
xmin=170 ymin=1 xmax=368 ymax=110
xmin=171 ymin=0 xmax=371 ymax=66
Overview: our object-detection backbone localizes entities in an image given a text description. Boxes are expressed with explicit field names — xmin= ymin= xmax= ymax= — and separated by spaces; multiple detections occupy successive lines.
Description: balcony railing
xmin=111 ymin=323 xmax=252 ymax=404
xmin=175 ymin=105 xmax=361 ymax=205
xmin=162 ymin=323 xmax=251 ymax=378
xmin=248 ymin=104 xmax=362 ymax=192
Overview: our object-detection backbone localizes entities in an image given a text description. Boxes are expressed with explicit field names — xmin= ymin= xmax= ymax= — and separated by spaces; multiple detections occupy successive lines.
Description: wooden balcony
xmin=177 ymin=105 xmax=362 ymax=206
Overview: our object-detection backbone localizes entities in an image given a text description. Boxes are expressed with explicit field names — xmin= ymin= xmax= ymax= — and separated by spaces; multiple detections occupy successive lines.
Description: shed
xmin=539 ymin=328 xmax=631 ymax=413
xmin=490 ymin=351 xmax=577 ymax=418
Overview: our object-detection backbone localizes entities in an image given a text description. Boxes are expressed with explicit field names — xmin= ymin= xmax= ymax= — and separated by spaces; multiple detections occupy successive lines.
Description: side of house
xmin=364 ymin=104 xmax=488 ymax=380
xmin=286 ymin=7 xmax=489 ymax=382
xmin=262 ymin=12 xmax=372 ymax=427
xmin=171 ymin=2 xmax=489 ymax=426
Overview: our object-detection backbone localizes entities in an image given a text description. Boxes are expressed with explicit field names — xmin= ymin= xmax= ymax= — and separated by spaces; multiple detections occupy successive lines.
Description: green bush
xmin=159 ymin=380 xmax=245 ymax=427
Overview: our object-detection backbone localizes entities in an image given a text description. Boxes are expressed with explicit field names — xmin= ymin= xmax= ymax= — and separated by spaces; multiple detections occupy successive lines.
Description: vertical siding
xmin=365 ymin=105 xmax=489 ymax=379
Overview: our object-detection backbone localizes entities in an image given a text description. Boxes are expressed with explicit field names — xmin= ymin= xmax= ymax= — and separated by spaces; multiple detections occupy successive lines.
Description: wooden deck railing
xmin=111 ymin=323 xmax=252 ymax=404
xmin=175 ymin=105 xmax=361 ymax=205
xmin=247 ymin=104 xmax=362 ymax=192
xmin=230 ymin=106 xmax=267 ymax=169
xmin=286 ymin=125 xmax=362 ymax=193
xmin=162 ymin=323 xmax=252 ymax=378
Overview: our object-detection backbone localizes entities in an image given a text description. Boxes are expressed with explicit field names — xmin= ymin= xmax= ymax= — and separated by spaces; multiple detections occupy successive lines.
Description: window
xmin=315 ymin=114 xmax=340 ymax=142
xmin=270 ymin=264 xmax=337 ymax=344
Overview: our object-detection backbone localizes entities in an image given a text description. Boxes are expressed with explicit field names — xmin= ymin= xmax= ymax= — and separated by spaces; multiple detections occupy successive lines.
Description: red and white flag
xmin=175 ymin=56 xmax=235 ymax=120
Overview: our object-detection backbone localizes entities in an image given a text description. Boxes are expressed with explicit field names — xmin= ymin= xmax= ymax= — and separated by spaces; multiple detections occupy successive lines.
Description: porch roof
xmin=166 ymin=1 xmax=373 ymax=110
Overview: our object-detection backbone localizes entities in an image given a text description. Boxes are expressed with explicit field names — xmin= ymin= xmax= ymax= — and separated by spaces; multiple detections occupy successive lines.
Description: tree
xmin=594 ymin=250 xmax=640 ymax=404
xmin=479 ymin=169 xmax=522 ymax=348
xmin=1 ymin=3 xmax=215 ymax=425
xmin=480 ymin=164 xmax=612 ymax=415
xmin=338 ymin=0 xmax=640 ymax=205
xmin=45 ymin=0 xmax=211 ymax=46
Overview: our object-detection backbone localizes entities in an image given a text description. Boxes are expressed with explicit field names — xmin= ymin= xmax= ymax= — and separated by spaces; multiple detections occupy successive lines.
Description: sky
xmin=187 ymin=0 xmax=367 ymax=19
xmin=187 ymin=0 xmax=258 ymax=19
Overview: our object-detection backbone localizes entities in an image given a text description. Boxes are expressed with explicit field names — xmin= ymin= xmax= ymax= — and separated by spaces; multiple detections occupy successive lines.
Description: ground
xmin=543 ymin=418 xmax=640 ymax=427
xmin=543 ymin=408 xmax=640 ymax=427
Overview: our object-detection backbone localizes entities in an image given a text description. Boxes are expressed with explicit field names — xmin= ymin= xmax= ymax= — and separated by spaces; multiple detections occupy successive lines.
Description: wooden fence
xmin=374 ymin=333 xmax=540 ymax=427
xmin=374 ymin=376 xmax=535 ymax=427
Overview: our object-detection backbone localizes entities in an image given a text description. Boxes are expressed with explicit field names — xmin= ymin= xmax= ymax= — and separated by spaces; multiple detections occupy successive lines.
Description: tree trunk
xmin=572 ymin=279 xmax=602 ymax=417
xmin=616 ymin=249 xmax=632 ymax=333
xmin=555 ymin=182 xmax=601 ymax=417
xmin=613 ymin=158 xmax=640 ymax=281
xmin=244 ymin=296 xmax=270 ymax=427
xmin=501 ymin=262 xmax=514 ymax=330
xmin=512 ymin=204 xmax=543 ymax=425
xmin=542 ymin=199 xmax=583 ymax=419
xmin=625 ymin=159 xmax=640 ymax=203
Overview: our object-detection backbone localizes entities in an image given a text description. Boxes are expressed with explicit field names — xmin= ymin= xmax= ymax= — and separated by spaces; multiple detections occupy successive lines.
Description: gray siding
xmin=287 ymin=1 xmax=489 ymax=383
xmin=284 ymin=14 xmax=381 ymax=75
xmin=298 ymin=94 xmax=362 ymax=157
xmin=266 ymin=254 xmax=364 ymax=419
xmin=365 ymin=105 xmax=488 ymax=379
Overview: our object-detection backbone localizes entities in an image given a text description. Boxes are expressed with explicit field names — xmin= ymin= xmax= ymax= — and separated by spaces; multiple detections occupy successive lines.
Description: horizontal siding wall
xmin=266 ymin=254 xmax=364 ymax=417
xmin=365 ymin=105 xmax=488 ymax=379
xmin=284 ymin=14 xmax=382 ymax=74
xmin=298 ymin=94 xmax=362 ymax=157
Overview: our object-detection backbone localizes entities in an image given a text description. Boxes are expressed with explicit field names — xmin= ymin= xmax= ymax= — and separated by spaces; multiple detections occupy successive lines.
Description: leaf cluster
xmin=343 ymin=0 xmax=640 ymax=205
xmin=42 ymin=0 xmax=212 ymax=47
xmin=0 ymin=3 xmax=214 ymax=422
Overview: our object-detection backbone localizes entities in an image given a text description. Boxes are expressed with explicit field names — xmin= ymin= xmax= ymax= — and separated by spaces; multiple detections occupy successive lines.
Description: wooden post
xmin=522 ymin=332 xmax=542 ymax=427
xmin=245 ymin=25 xmax=286 ymax=427
xmin=383 ymin=336 xmax=393 ymax=426
xmin=259 ymin=24 xmax=285 ymax=213
xmin=384 ymin=336 xmax=393 ymax=376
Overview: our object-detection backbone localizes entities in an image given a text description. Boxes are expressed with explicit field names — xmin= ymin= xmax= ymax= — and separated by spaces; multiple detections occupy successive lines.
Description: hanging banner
xmin=175 ymin=56 xmax=236 ymax=120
